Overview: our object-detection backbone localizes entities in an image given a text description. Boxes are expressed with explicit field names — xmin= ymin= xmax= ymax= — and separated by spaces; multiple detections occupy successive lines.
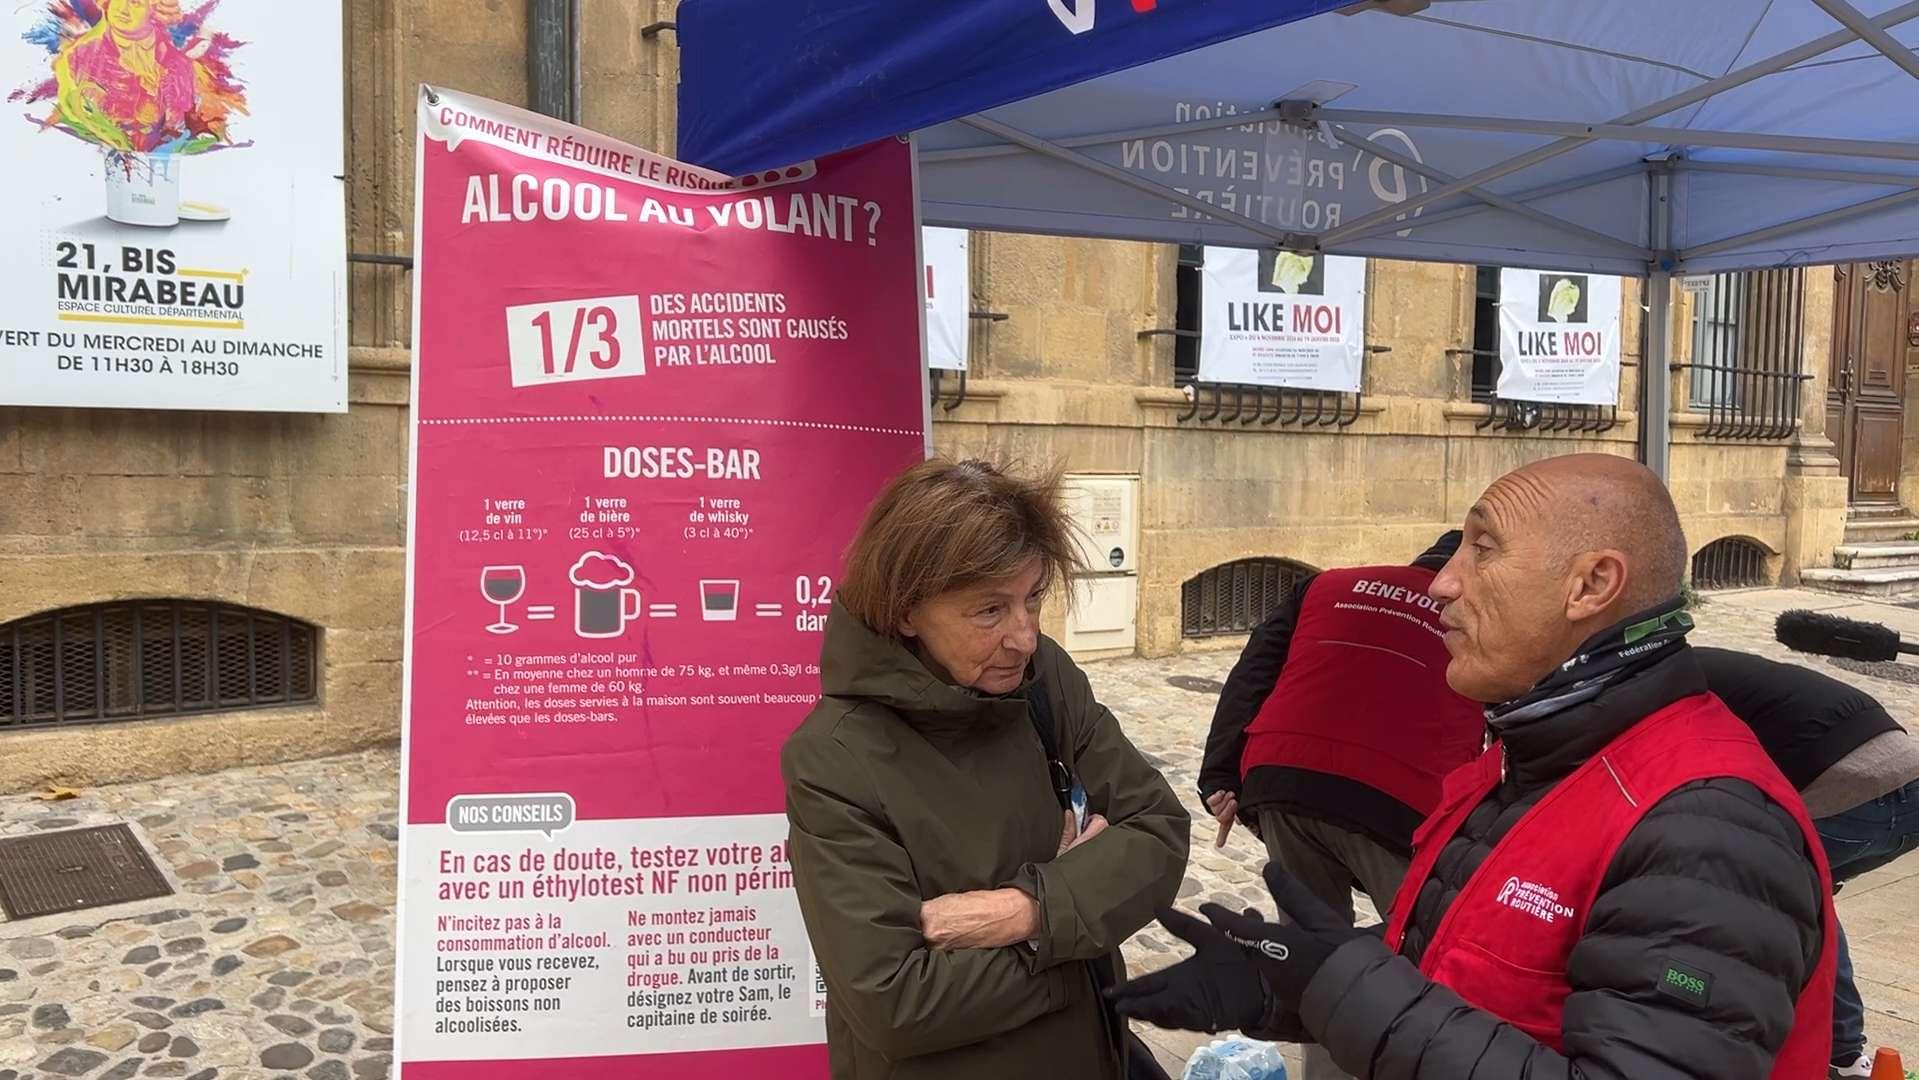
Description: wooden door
xmin=1828 ymin=262 xmax=1909 ymax=506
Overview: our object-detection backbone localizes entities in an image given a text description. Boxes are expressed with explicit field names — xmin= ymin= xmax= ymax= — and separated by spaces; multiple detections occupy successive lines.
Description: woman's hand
xmin=919 ymin=814 xmax=1108 ymax=950
xmin=919 ymin=888 xmax=1042 ymax=951
xmin=1057 ymin=811 xmax=1110 ymax=856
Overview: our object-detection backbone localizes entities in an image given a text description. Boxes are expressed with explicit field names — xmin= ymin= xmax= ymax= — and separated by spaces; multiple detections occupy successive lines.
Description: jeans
xmin=1814 ymin=777 xmax=1919 ymax=1056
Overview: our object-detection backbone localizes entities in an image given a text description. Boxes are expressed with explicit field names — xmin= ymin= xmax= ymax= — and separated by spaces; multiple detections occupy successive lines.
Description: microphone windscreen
xmin=1774 ymin=610 xmax=1900 ymax=662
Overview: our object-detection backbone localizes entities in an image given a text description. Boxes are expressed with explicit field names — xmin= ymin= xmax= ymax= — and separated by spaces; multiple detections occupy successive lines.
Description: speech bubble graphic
xmin=445 ymin=792 xmax=576 ymax=839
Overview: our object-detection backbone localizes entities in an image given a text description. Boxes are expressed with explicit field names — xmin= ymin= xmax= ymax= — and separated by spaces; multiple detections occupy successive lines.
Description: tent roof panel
xmin=681 ymin=0 xmax=1919 ymax=272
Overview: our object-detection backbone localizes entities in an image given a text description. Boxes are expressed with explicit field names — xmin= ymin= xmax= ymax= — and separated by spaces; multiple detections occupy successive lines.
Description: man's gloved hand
xmin=1107 ymin=862 xmax=1373 ymax=1036
xmin=1203 ymin=905 xmax=1335 ymax=1014
xmin=1105 ymin=906 xmax=1271 ymax=1034
xmin=1227 ymin=861 xmax=1374 ymax=1009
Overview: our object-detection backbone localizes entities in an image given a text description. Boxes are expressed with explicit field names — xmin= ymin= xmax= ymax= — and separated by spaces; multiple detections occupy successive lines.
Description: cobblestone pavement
xmin=0 ymin=588 xmax=1915 ymax=1078
xmin=0 ymin=752 xmax=398 ymax=1080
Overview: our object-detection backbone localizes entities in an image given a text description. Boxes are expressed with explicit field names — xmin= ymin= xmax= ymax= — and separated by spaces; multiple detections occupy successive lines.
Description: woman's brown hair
xmin=837 ymin=458 xmax=1086 ymax=637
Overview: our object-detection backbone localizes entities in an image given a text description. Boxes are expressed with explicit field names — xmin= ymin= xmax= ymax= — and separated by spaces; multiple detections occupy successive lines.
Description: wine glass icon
xmin=481 ymin=565 xmax=527 ymax=634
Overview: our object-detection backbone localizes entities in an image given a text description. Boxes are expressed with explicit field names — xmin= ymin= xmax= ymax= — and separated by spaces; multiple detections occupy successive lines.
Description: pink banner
xmin=396 ymin=88 xmax=924 ymax=1077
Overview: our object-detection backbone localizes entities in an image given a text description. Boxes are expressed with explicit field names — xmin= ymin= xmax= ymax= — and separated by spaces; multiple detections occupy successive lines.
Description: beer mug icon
xmin=569 ymin=551 xmax=640 ymax=639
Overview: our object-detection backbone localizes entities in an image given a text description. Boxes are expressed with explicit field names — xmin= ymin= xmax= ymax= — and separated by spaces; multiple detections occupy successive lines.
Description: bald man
xmin=1112 ymin=454 xmax=1837 ymax=1079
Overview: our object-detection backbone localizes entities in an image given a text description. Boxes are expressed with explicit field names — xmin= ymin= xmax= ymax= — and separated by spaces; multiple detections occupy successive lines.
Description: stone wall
xmin=0 ymin=368 xmax=411 ymax=789
xmin=0 ymin=1 xmax=538 ymax=791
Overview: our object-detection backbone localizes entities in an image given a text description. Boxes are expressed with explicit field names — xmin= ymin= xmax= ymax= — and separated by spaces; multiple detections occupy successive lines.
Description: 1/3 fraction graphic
xmin=505 ymin=295 xmax=646 ymax=388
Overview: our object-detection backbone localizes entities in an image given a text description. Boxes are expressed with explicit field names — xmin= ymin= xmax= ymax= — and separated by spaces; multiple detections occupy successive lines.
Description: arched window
xmin=1182 ymin=558 xmax=1317 ymax=638
xmin=1691 ymin=537 xmax=1772 ymax=591
xmin=1 ymin=601 xmax=318 ymax=729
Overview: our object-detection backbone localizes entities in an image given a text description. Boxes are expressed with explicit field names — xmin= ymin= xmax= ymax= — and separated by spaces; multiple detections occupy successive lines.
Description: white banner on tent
xmin=1198 ymin=247 xmax=1365 ymax=391
xmin=923 ymin=226 xmax=969 ymax=372
xmin=1496 ymin=269 xmax=1622 ymax=405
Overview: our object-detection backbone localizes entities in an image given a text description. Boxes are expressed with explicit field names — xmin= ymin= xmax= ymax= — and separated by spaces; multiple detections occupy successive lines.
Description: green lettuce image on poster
xmin=1548 ymin=277 xmax=1582 ymax=322
xmin=1270 ymin=251 xmax=1314 ymax=293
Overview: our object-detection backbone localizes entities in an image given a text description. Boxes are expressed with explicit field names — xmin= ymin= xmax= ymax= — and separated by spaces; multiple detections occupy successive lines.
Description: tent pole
xmin=1674 ymin=159 xmax=1919 ymax=187
xmin=923 ymin=106 xmax=1293 ymax=163
xmin=1319 ymin=0 xmax=1919 ymax=248
xmin=930 ymin=101 xmax=1919 ymax=169
xmin=1312 ymin=108 xmax=1919 ymax=163
xmin=956 ymin=115 xmax=1307 ymax=247
xmin=1680 ymin=186 xmax=1919 ymax=261
xmin=1810 ymin=0 xmax=1919 ymax=81
xmin=1392 ymin=163 xmax=1648 ymax=233
xmin=1322 ymin=123 xmax=1651 ymax=259
xmin=1643 ymin=166 xmax=1674 ymax=483
xmin=1644 ymin=272 xmax=1673 ymax=482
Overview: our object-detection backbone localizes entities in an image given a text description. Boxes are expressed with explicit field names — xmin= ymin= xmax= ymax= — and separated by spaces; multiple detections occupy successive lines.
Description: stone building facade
xmin=0 ymin=1 xmax=1912 ymax=789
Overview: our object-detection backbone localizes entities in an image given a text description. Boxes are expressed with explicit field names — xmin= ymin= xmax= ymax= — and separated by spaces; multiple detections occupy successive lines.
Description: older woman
xmin=782 ymin=458 xmax=1189 ymax=1079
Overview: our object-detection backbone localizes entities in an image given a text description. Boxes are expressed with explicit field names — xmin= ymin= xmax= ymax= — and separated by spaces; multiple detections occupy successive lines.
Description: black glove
xmin=1106 ymin=906 xmax=1270 ymax=1034
xmin=1204 ymin=903 xmax=1336 ymax=1010
xmin=1227 ymin=861 xmax=1374 ymax=1011
xmin=1107 ymin=863 xmax=1373 ymax=1036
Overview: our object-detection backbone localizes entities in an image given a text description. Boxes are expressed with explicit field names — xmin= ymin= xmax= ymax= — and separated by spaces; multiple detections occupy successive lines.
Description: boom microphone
xmin=1774 ymin=610 xmax=1918 ymax=662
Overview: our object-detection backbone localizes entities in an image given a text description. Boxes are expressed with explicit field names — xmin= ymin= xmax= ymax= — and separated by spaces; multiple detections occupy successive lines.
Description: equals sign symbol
xmin=754 ymin=603 xmax=783 ymax=618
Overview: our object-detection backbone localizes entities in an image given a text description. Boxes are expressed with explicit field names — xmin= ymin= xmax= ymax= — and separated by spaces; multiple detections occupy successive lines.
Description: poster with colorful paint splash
xmin=1 ymin=0 xmax=345 ymax=412
xmin=394 ymin=87 xmax=925 ymax=1077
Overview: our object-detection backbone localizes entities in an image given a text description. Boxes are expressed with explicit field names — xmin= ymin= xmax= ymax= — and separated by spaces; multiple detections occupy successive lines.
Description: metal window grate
xmin=1182 ymin=558 xmax=1316 ymax=638
xmin=1679 ymin=268 xmax=1808 ymax=439
xmin=1691 ymin=537 xmax=1772 ymax=590
xmin=1177 ymin=383 xmax=1364 ymax=427
xmin=1470 ymin=266 xmax=1501 ymax=402
xmin=1164 ymin=245 xmax=1371 ymax=427
xmin=1 ymin=601 xmax=318 ymax=730
xmin=1174 ymin=244 xmax=1203 ymax=386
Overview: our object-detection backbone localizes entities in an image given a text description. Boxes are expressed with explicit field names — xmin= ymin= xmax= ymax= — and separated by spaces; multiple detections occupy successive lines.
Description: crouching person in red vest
xmin=1112 ymin=454 xmax=1836 ymax=1079
xmin=1198 ymin=530 xmax=1485 ymax=869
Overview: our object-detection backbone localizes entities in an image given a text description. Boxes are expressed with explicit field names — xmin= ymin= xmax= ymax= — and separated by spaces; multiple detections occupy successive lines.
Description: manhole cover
xmin=0 ymin=824 xmax=172 ymax=920
xmin=1166 ymin=676 xmax=1226 ymax=695
xmin=1826 ymin=656 xmax=1919 ymax=688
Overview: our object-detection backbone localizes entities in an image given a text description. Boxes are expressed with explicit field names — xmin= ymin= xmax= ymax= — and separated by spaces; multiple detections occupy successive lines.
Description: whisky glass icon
xmin=699 ymin=580 xmax=740 ymax=622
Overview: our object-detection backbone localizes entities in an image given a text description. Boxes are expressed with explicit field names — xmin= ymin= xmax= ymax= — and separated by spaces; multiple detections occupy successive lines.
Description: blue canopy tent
xmin=677 ymin=0 xmax=1919 ymax=477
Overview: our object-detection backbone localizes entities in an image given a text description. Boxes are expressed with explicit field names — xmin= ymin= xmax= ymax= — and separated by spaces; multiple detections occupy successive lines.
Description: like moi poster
xmin=0 ymin=0 xmax=346 ymax=412
xmin=1198 ymin=246 xmax=1366 ymax=391
xmin=1496 ymin=268 xmax=1622 ymax=405
xmin=396 ymin=88 xmax=925 ymax=1078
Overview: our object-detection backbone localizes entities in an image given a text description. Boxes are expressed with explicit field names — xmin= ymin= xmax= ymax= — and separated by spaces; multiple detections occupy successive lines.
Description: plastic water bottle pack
xmin=1182 ymin=1037 xmax=1288 ymax=1080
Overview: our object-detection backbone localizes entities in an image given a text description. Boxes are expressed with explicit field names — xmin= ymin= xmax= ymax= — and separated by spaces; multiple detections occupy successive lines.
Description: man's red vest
xmin=1239 ymin=564 xmax=1482 ymax=815
xmin=1383 ymin=692 xmax=1838 ymax=1077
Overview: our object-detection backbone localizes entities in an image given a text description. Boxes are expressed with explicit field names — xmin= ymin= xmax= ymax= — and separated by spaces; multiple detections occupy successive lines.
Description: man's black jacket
xmin=1696 ymin=646 xmax=1902 ymax=789
xmin=1297 ymin=644 xmax=1826 ymax=1079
